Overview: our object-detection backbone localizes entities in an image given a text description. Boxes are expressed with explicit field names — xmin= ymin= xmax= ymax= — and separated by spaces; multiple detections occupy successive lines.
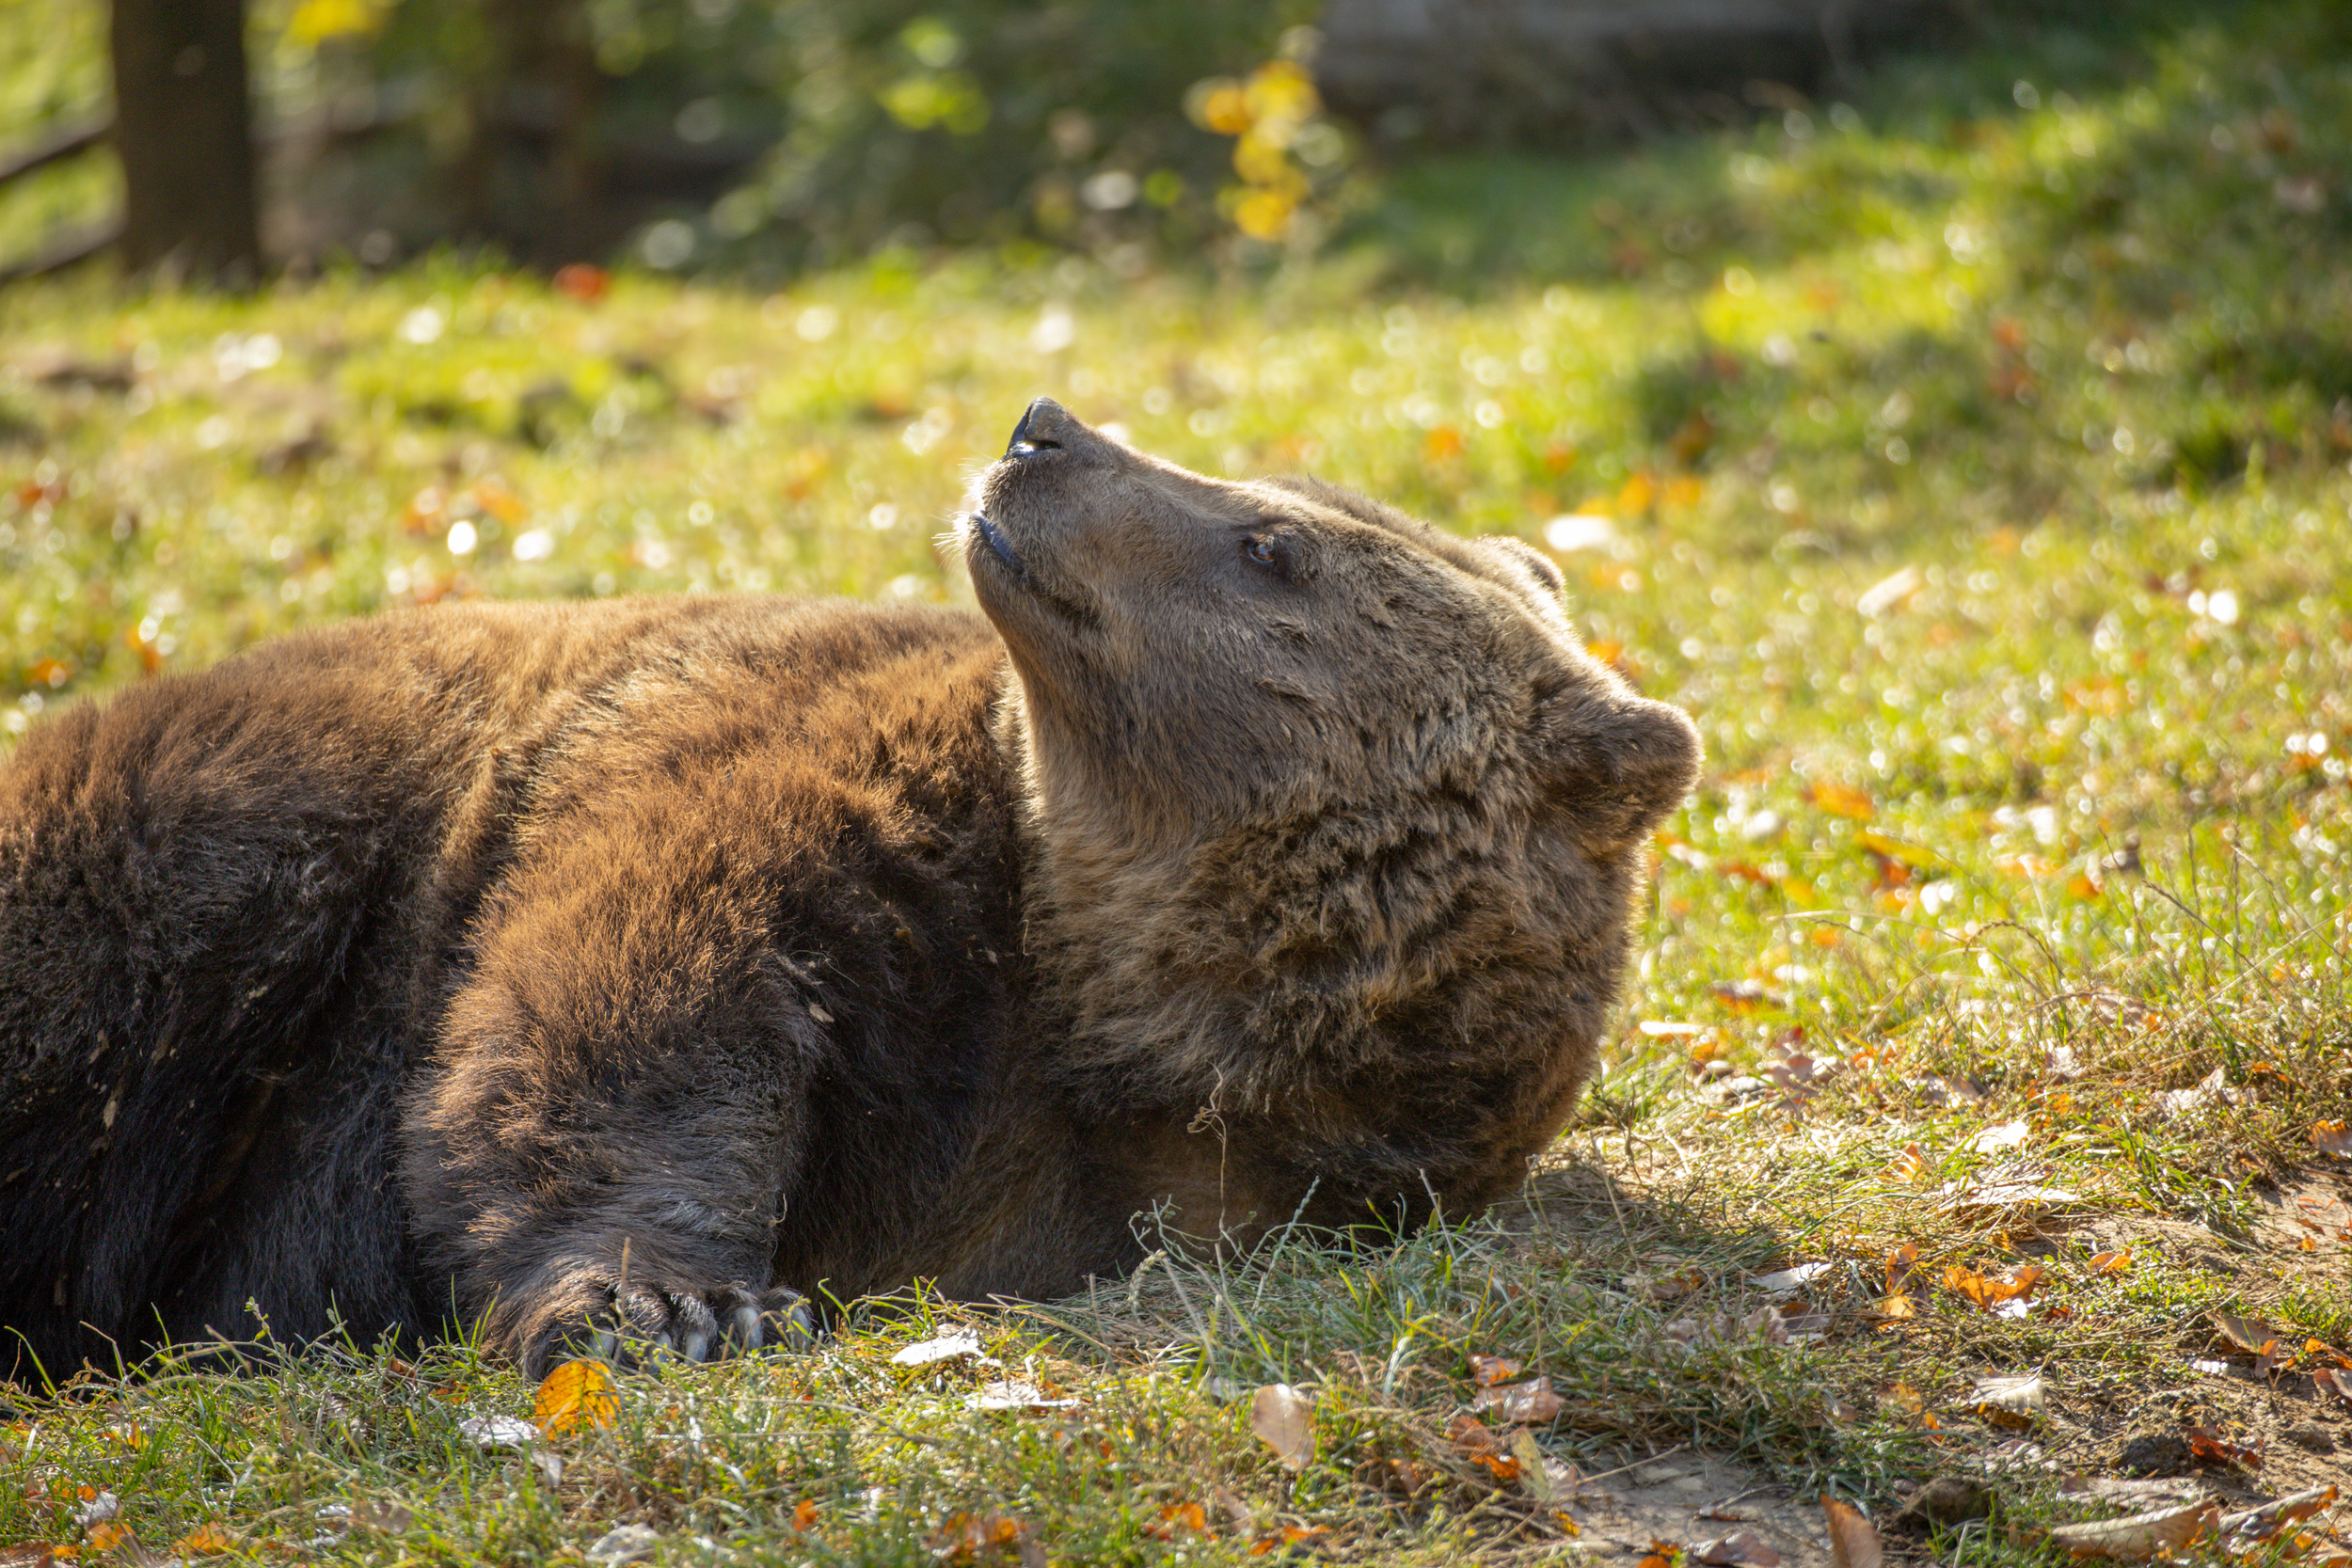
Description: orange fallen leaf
xmin=553 ymin=263 xmax=610 ymax=303
xmin=1821 ymin=1498 xmax=1881 ymax=1568
xmin=930 ymin=1513 xmax=1042 ymax=1566
xmin=1883 ymin=1241 xmax=1920 ymax=1292
xmin=1248 ymin=1525 xmax=1328 ymax=1556
xmin=1944 ymin=1262 xmax=2042 ymax=1313
xmin=1145 ymin=1502 xmax=1208 ymax=1540
xmin=2316 ymin=1120 xmax=2352 ymax=1159
xmin=171 ymin=1525 xmax=238 ymax=1556
xmin=2089 ymin=1249 xmax=2132 ymax=1275
xmin=2185 ymin=1426 xmax=2260 ymax=1469
xmin=533 ymin=1357 xmax=620 ymax=1434
xmin=468 ymin=480 xmax=527 ymax=524
xmin=1467 ymin=1354 xmax=1523 ymax=1387
xmin=792 ymin=1499 xmax=820 ymax=1530
xmin=82 ymin=1525 xmax=130 ymax=1553
xmin=1444 ymin=1414 xmax=1520 ymax=1481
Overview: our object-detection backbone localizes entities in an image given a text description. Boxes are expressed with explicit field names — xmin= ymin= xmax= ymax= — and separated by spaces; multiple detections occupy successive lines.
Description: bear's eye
xmin=1245 ymin=536 xmax=1277 ymax=566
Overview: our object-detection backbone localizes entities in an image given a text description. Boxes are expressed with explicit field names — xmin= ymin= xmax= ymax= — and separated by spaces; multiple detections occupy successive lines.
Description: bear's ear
xmin=1534 ymin=677 xmax=1702 ymax=852
xmin=1480 ymin=535 xmax=1565 ymax=597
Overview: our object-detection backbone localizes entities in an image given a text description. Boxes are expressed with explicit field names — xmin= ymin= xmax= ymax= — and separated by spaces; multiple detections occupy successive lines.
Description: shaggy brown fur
xmin=0 ymin=401 xmax=1696 ymax=1380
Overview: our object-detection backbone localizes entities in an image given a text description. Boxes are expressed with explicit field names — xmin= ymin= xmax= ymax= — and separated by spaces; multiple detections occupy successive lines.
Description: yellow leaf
xmin=288 ymin=0 xmax=384 ymax=45
xmin=1805 ymin=782 xmax=1876 ymax=820
xmin=532 ymin=1358 xmax=620 ymax=1434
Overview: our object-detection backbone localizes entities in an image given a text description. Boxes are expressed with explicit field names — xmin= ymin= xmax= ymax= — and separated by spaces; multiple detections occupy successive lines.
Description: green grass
xmin=6 ymin=0 xmax=2352 ymax=1561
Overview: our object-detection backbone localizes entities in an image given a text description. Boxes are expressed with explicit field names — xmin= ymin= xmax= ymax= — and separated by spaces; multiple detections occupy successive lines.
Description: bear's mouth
xmin=968 ymin=512 xmax=1027 ymax=577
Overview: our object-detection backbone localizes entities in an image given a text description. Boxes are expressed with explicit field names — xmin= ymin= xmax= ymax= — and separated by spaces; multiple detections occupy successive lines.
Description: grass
xmin=5 ymin=0 xmax=2352 ymax=1561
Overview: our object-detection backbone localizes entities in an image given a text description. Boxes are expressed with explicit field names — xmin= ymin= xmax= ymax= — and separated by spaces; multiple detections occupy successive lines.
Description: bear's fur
xmin=0 ymin=401 xmax=1697 ymax=1380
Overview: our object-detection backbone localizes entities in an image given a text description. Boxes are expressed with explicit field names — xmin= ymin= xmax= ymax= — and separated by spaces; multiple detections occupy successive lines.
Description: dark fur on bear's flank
xmin=0 ymin=402 xmax=1698 ymax=1381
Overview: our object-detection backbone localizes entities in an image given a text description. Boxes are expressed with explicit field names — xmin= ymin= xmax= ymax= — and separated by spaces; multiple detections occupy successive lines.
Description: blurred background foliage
xmin=87 ymin=0 xmax=1339 ymax=277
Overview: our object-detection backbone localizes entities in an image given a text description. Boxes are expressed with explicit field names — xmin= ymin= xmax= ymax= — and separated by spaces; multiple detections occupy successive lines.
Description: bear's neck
xmin=985 ymin=685 xmax=1616 ymax=1252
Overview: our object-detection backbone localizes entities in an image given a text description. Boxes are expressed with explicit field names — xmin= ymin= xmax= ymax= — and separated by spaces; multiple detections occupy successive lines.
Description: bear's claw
xmin=533 ymin=1281 xmax=810 ymax=1375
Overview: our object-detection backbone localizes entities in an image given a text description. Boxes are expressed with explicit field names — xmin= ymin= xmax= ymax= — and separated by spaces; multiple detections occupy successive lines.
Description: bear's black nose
xmin=1006 ymin=398 xmax=1067 ymax=458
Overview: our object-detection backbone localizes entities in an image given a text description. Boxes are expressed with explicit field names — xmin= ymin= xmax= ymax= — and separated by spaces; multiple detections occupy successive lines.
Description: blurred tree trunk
xmin=108 ymin=0 xmax=262 ymax=282
xmin=457 ymin=0 xmax=603 ymax=263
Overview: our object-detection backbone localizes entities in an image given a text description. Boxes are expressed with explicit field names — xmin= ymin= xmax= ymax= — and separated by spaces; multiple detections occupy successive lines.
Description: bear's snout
xmin=1005 ymin=397 xmax=1067 ymax=457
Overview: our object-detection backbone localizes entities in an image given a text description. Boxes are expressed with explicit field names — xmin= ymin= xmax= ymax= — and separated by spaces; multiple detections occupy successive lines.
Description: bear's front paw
xmin=527 ymin=1281 xmax=811 ymax=1377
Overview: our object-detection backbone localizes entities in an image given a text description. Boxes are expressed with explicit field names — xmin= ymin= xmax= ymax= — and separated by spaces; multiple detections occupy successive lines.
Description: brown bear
xmin=0 ymin=400 xmax=1697 ymax=1381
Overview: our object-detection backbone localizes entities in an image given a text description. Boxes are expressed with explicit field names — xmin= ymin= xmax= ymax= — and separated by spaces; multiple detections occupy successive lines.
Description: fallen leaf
xmin=2153 ymin=1068 xmax=2236 ymax=1118
xmin=0 ymin=1546 xmax=57 ymax=1568
xmin=171 ymin=1526 xmax=238 ymax=1556
xmin=1249 ymin=1385 xmax=1315 ymax=1471
xmin=1694 ymin=1529 xmax=1781 ymax=1567
xmin=1821 ymin=1497 xmax=1882 ymax=1568
xmin=2317 ymin=1120 xmax=2352 ymax=1159
xmin=2315 ymin=1367 xmax=2352 ymax=1407
xmin=553 ymin=263 xmax=611 ymax=303
xmin=352 ymin=1498 xmax=414 ymax=1533
xmin=1883 ymin=1242 xmax=1920 ymax=1293
xmin=458 ymin=1414 xmax=539 ymax=1449
xmin=1635 ymin=1540 xmax=1681 ymax=1568
xmin=2185 ymin=1427 xmax=2259 ymax=1469
xmin=2045 ymin=1500 xmax=2217 ymax=1560
xmin=1467 ymin=1354 xmax=1524 ymax=1386
xmin=1970 ymin=1373 xmax=2046 ymax=1426
xmin=586 ymin=1525 xmax=661 ymax=1567
xmin=1939 ymin=1176 xmax=2078 ymax=1215
xmin=892 ymin=1331 xmax=985 ymax=1368
xmin=2217 ymin=1485 xmax=2335 ymax=1545
xmin=965 ymin=1380 xmax=1077 ymax=1412
xmin=1946 ymin=1262 xmax=2042 ymax=1312
xmin=1752 ymin=1262 xmax=1831 ymax=1294
xmin=1512 ymin=1429 xmax=1555 ymax=1502
xmin=2089 ymin=1250 xmax=2132 ymax=1275
xmin=1144 ymin=1501 xmax=1208 ymax=1541
xmin=1471 ymin=1375 xmax=1563 ymax=1426
xmin=1626 ymin=1268 xmax=1708 ymax=1301
xmin=1970 ymin=1118 xmax=2032 ymax=1154
xmin=1444 ymin=1413 xmax=1520 ymax=1481
xmin=930 ymin=1512 xmax=1044 ymax=1568
xmin=534 ymin=1358 xmax=620 ymax=1434
xmin=792 ymin=1500 xmax=819 ymax=1531
xmin=82 ymin=1524 xmax=130 ymax=1554
xmin=1248 ymin=1526 xmax=1328 ymax=1557
xmin=1870 ymin=1294 xmax=1918 ymax=1323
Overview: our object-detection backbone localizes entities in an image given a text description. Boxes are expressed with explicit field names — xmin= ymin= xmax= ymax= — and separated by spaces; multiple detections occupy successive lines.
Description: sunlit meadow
xmin=2 ymin=1 xmax=2349 ymax=1563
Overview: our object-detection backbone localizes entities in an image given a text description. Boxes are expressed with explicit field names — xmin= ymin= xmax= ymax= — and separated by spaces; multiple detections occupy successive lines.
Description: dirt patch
xmin=1556 ymin=1451 xmax=1838 ymax=1565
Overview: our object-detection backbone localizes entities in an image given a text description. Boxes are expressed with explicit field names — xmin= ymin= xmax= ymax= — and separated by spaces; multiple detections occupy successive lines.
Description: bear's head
xmin=961 ymin=400 xmax=1698 ymax=1195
